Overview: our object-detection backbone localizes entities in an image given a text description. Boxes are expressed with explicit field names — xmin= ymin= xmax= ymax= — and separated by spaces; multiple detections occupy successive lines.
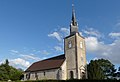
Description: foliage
xmin=97 ymin=59 xmax=116 ymax=79
xmin=87 ymin=60 xmax=105 ymax=79
xmin=115 ymin=67 xmax=120 ymax=79
xmin=0 ymin=59 xmax=23 ymax=81
xmin=87 ymin=59 xmax=117 ymax=79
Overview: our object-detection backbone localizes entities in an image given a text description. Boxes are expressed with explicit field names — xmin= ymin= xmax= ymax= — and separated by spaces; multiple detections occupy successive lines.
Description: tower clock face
xmin=68 ymin=41 xmax=72 ymax=48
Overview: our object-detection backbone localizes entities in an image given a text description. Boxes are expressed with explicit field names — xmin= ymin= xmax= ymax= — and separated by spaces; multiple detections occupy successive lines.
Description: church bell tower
xmin=64 ymin=5 xmax=87 ymax=79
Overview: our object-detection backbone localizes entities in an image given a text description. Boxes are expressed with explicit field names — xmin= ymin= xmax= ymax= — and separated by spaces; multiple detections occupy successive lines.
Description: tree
xmin=97 ymin=59 xmax=116 ymax=79
xmin=87 ymin=60 xmax=105 ymax=79
xmin=0 ymin=59 xmax=10 ymax=80
xmin=0 ymin=59 xmax=23 ymax=81
xmin=87 ymin=59 xmax=116 ymax=79
xmin=116 ymin=67 xmax=120 ymax=79
xmin=9 ymin=67 xmax=23 ymax=81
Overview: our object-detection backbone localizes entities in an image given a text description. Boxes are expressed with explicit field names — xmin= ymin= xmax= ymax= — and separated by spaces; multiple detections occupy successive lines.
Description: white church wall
xmin=24 ymin=73 xmax=27 ymax=81
xmin=24 ymin=72 xmax=36 ymax=81
xmin=24 ymin=68 xmax=63 ymax=80
xmin=30 ymin=72 xmax=36 ymax=80
xmin=76 ymin=33 xmax=87 ymax=79
xmin=61 ymin=60 xmax=67 ymax=80
xmin=65 ymin=35 xmax=78 ymax=79
xmin=36 ymin=69 xmax=58 ymax=80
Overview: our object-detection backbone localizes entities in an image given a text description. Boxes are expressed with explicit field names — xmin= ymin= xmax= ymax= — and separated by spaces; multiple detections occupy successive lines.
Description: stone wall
xmin=76 ymin=33 xmax=87 ymax=79
xmin=24 ymin=68 xmax=62 ymax=80
xmin=64 ymin=33 xmax=87 ymax=79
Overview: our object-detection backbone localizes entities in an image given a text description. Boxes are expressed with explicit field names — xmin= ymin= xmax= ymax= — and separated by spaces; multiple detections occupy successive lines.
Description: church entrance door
xmin=70 ymin=71 xmax=74 ymax=79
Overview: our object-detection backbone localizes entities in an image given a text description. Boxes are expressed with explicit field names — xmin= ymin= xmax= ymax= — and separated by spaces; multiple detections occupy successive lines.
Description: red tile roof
xmin=25 ymin=54 xmax=65 ymax=72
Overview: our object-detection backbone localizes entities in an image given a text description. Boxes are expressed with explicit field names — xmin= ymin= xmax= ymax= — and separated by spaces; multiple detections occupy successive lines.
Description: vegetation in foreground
xmin=87 ymin=59 xmax=120 ymax=79
xmin=0 ymin=59 xmax=120 ymax=81
xmin=0 ymin=59 xmax=23 ymax=81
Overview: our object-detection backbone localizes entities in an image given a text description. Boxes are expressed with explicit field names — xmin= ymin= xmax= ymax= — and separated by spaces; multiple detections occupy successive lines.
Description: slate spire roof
xmin=70 ymin=4 xmax=79 ymax=35
xmin=71 ymin=4 xmax=77 ymax=26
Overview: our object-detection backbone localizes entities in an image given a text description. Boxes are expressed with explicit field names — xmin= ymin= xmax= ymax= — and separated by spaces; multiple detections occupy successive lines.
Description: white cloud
xmin=42 ymin=57 xmax=47 ymax=60
xmin=54 ymin=46 xmax=63 ymax=52
xmin=48 ymin=27 xmax=120 ymax=64
xmin=79 ymin=32 xmax=83 ymax=36
xmin=40 ymin=50 xmax=50 ymax=55
xmin=10 ymin=50 xmax=41 ymax=61
xmin=21 ymin=54 xmax=40 ymax=61
xmin=93 ymin=57 xmax=98 ymax=60
xmin=0 ymin=60 xmax=4 ymax=65
xmin=48 ymin=32 xmax=62 ymax=41
xmin=10 ymin=58 xmax=30 ymax=68
xmin=10 ymin=50 xmax=19 ymax=54
xmin=109 ymin=32 xmax=120 ymax=38
xmin=85 ymin=36 xmax=120 ymax=64
xmin=0 ymin=59 xmax=30 ymax=70
xmin=87 ymin=61 xmax=89 ymax=64
xmin=85 ymin=37 xmax=99 ymax=52
xmin=60 ymin=28 xmax=69 ymax=36
xmin=83 ymin=27 xmax=102 ymax=38
xmin=116 ymin=22 xmax=120 ymax=27
xmin=48 ymin=27 xmax=70 ymax=42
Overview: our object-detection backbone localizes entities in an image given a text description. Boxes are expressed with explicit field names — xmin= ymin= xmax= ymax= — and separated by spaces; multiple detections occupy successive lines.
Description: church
xmin=24 ymin=5 xmax=87 ymax=80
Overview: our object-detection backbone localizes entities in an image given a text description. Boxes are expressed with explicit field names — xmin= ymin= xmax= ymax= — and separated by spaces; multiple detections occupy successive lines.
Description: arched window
xmin=80 ymin=42 xmax=83 ymax=48
xmin=26 ymin=73 xmax=30 ymax=80
xmin=70 ymin=71 xmax=74 ymax=79
xmin=68 ymin=41 xmax=72 ymax=48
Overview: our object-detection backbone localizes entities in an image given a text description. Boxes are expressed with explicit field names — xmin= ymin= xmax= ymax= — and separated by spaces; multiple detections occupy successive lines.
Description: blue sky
xmin=0 ymin=0 xmax=120 ymax=70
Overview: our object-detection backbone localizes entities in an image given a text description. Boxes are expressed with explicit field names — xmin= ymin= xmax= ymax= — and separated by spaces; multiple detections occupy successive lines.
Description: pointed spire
xmin=70 ymin=4 xmax=78 ymax=35
xmin=71 ymin=4 xmax=77 ymax=26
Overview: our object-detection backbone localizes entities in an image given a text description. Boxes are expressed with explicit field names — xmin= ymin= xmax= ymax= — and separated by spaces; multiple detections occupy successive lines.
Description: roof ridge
xmin=34 ymin=54 xmax=65 ymax=63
